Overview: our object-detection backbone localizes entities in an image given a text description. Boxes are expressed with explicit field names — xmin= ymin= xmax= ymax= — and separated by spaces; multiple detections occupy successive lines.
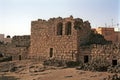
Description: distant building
xmin=4 ymin=36 xmax=12 ymax=44
xmin=94 ymin=27 xmax=120 ymax=43
xmin=115 ymin=32 xmax=120 ymax=42
xmin=0 ymin=34 xmax=4 ymax=42
xmin=0 ymin=34 xmax=12 ymax=43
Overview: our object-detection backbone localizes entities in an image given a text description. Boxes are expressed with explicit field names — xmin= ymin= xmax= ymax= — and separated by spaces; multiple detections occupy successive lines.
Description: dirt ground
xmin=0 ymin=60 xmax=118 ymax=80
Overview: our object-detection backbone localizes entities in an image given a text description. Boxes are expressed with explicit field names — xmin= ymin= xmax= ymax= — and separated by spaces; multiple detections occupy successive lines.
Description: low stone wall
xmin=76 ymin=43 xmax=120 ymax=73
xmin=28 ymin=51 xmax=77 ymax=62
xmin=90 ymin=43 xmax=120 ymax=65
xmin=0 ymin=44 xmax=29 ymax=61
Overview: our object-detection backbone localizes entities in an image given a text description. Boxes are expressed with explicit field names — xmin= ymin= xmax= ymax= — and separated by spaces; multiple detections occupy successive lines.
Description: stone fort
xmin=0 ymin=16 xmax=120 ymax=66
xmin=29 ymin=16 xmax=91 ymax=61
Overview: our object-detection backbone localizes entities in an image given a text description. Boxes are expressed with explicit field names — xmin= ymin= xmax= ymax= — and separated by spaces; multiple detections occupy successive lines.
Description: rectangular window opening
xmin=112 ymin=60 xmax=117 ymax=66
xmin=84 ymin=55 xmax=89 ymax=63
xmin=50 ymin=48 xmax=53 ymax=57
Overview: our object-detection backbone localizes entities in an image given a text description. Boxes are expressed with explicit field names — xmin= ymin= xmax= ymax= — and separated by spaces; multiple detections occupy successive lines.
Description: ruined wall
xmin=12 ymin=35 xmax=30 ymax=47
xmin=30 ymin=16 xmax=91 ymax=61
xmin=0 ymin=34 xmax=4 ymax=42
xmin=91 ymin=44 xmax=120 ymax=64
xmin=0 ymin=34 xmax=12 ymax=44
xmin=79 ymin=43 xmax=120 ymax=65
xmin=79 ymin=46 xmax=91 ymax=62
xmin=0 ymin=35 xmax=30 ymax=60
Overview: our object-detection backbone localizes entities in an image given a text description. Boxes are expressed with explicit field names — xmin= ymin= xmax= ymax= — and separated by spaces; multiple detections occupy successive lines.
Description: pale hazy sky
xmin=0 ymin=0 xmax=119 ymax=36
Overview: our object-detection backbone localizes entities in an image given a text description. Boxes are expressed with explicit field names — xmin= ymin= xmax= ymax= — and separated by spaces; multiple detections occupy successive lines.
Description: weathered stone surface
xmin=29 ymin=64 xmax=45 ymax=73
xmin=74 ymin=43 xmax=120 ymax=73
xmin=29 ymin=16 xmax=91 ymax=61
xmin=0 ymin=35 xmax=30 ymax=60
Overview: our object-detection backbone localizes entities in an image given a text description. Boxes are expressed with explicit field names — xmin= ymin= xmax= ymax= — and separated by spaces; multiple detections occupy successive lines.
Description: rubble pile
xmin=43 ymin=58 xmax=66 ymax=67
xmin=104 ymin=74 xmax=120 ymax=80
xmin=107 ymin=66 xmax=120 ymax=73
xmin=76 ymin=60 xmax=120 ymax=73
xmin=76 ymin=62 xmax=109 ymax=72
xmin=0 ymin=61 xmax=27 ymax=73
xmin=29 ymin=64 xmax=45 ymax=73
xmin=0 ymin=60 xmax=45 ymax=73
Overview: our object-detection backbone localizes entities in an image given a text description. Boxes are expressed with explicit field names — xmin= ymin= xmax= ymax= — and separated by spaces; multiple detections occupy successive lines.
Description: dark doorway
xmin=112 ymin=60 xmax=117 ymax=66
xmin=10 ymin=56 xmax=12 ymax=61
xmin=0 ymin=53 xmax=3 ymax=57
xmin=84 ymin=55 xmax=89 ymax=63
xmin=50 ymin=48 xmax=53 ymax=57
xmin=19 ymin=55 xmax=21 ymax=60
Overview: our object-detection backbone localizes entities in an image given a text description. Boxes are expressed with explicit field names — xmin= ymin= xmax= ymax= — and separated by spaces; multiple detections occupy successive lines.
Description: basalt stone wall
xmin=79 ymin=43 xmax=120 ymax=65
xmin=12 ymin=35 xmax=30 ymax=47
xmin=29 ymin=16 xmax=91 ymax=61
xmin=0 ymin=35 xmax=30 ymax=60
xmin=0 ymin=44 xmax=29 ymax=60
xmin=91 ymin=44 xmax=120 ymax=65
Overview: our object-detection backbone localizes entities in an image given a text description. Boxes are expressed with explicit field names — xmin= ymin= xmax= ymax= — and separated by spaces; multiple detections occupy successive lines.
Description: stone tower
xmin=29 ymin=16 xmax=91 ymax=61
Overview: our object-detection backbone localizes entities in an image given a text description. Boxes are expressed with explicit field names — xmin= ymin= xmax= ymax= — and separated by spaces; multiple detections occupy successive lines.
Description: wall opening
xmin=50 ymin=48 xmax=53 ymax=57
xmin=84 ymin=55 xmax=89 ymax=63
xmin=19 ymin=55 xmax=21 ymax=60
xmin=0 ymin=53 xmax=3 ymax=57
xmin=112 ymin=60 xmax=117 ymax=66
xmin=10 ymin=56 xmax=12 ymax=61
xmin=72 ymin=53 xmax=74 ymax=59
xmin=57 ymin=22 xmax=63 ymax=35
xmin=65 ymin=22 xmax=72 ymax=35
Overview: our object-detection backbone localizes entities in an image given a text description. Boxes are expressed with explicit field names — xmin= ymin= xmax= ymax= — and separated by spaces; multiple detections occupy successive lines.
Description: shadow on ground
xmin=0 ymin=76 xmax=19 ymax=80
